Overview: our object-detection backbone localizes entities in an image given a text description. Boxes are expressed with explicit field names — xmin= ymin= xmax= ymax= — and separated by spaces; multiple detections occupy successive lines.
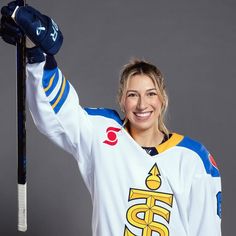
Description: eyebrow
xmin=126 ymin=88 xmax=157 ymax=93
xmin=147 ymin=88 xmax=157 ymax=92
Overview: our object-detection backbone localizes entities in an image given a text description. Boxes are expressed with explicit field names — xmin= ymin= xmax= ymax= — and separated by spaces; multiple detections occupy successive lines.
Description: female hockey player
xmin=0 ymin=1 xmax=222 ymax=235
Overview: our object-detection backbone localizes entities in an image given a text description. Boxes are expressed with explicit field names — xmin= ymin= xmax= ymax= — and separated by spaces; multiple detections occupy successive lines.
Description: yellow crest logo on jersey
xmin=124 ymin=164 xmax=173 ymax=236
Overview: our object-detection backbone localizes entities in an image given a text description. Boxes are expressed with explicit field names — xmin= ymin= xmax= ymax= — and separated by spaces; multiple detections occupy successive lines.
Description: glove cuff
xmin=26 ymin=47 xmax=45 ymax=64
xmin=45 ymin=54 xmax=57 ymax=70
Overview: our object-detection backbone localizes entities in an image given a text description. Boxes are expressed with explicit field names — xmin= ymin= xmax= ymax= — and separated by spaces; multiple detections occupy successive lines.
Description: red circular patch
xmin=209 ymin=154 xmax=218 ymax=169
xmin=107 ymin=131 xmax=117 ymax=141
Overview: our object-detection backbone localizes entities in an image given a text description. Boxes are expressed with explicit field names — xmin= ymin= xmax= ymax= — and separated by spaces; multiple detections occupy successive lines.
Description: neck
xmin=129 ymin=127 xmax=164 ymax=147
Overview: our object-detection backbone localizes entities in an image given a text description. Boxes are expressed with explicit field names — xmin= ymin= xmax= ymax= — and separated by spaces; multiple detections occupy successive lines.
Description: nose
xmin=137 ymin=95 xmax=147 ymax=110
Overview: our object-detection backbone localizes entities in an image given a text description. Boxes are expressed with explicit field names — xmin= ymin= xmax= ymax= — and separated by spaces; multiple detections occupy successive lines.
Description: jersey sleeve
xmin=26 ymin=55 xmax=93 ymax=177
xmin=178 ymin=136 xmax=222 ymax=235
xmin=187 ymin=153 xmax=222 ymax=235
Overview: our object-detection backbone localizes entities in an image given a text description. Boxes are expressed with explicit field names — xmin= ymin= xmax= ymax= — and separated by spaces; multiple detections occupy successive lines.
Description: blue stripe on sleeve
xmin=216 ymin=191 xmax=222 ymax=218
xmin=50 ymin=76 xmax=65 ymax=105
xmin=177 ymin=137 xmax=220 ymax=177
xmin=84 ymin=108 xmax=123 ymax=125
xmin=43 ymin=68 xmax=56 ymax=88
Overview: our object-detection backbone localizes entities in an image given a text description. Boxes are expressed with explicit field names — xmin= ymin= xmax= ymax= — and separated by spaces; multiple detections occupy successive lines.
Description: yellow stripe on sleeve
xmin=44 ymin=74 xmax=56 ymax=92
xmin=51 ymin=77 xmax=66 ymax=109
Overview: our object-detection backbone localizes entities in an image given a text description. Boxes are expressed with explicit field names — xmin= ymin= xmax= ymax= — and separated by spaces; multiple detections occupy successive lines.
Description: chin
xmin=131 ymin=121 xmax=156 ymax=133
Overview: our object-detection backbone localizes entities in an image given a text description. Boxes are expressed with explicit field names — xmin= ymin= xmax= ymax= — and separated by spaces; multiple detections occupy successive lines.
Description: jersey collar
xmin=156 ymin=133 xmax=184 ymax=154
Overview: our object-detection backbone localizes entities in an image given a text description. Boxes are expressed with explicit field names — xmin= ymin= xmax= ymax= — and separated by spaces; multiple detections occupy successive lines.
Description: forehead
xmin=126 ymin=74 xmax=156 ymax=90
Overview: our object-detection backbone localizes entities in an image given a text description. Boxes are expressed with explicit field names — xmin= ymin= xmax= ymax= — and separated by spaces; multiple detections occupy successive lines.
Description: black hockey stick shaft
xmin=16 ymin=0 xmax=27 ymax=232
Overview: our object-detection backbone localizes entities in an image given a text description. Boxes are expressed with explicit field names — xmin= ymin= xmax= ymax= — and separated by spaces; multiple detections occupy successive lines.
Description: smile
xmin=134 ymin=111 xmax=152 ymax=118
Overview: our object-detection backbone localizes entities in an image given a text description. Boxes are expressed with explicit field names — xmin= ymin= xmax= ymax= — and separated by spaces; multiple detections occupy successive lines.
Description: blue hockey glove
xmin=0 ymin=8 xmax=23 ymax=45
xmin=1 ymin=1 xmax=63 ymax=55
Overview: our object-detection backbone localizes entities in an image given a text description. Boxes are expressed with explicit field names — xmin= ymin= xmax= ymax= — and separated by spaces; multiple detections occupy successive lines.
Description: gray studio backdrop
xmin=0 ymin=0 xmax=235 ymax=235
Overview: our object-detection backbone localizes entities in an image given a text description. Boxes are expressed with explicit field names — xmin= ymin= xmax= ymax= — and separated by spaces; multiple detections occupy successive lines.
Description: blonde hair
xmin=118 ymin=59 xmax=169 ymax=135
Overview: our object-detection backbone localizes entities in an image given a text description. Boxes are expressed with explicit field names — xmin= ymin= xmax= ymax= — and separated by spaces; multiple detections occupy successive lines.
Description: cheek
xmin=152 ymin=98 xmax=163 ymax=113
xmin=123 ymin=98 xmax=136 ymax=113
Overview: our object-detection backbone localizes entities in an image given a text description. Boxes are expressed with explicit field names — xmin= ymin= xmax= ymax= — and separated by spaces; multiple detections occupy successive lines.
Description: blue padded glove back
xmin=15 ymin=6 xmax=63 ymax=55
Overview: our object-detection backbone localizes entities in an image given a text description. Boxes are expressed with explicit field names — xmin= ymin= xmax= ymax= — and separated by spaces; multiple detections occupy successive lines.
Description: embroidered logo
xmin=36 ymin=25 xmax=46 ymax=36
xmin=103 ymin=127 xmax=121 ymax=146
xmin=50 ymin=19 xmax=59 ymax=41
xmin=124 ymin=164 xmax=173 ymax=236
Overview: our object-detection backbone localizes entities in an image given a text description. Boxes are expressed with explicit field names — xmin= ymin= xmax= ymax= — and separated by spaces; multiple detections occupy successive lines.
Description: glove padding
xmin=1 ymin=1 xmax=63 ymax=55
xmin=0 ymin=12 xmax=23 ymax=45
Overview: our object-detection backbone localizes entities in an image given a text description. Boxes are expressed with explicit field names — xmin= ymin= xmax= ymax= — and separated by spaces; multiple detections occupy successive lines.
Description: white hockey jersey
xmin=26 ymin=58 xmax=222 ymax=236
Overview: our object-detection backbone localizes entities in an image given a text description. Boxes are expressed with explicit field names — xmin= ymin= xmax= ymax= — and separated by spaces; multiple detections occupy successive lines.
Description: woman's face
xmin=123 ymin=74 xmax=162 ymax=133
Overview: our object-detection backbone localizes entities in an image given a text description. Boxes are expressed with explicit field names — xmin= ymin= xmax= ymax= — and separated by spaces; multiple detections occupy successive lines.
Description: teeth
xmin=135 ymin=112 xmax=151 ymax=117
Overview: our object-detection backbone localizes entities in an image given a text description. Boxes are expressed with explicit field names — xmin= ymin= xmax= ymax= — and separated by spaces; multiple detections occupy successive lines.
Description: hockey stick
xmin=16 ymin=0 xmax=27 ymax=232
